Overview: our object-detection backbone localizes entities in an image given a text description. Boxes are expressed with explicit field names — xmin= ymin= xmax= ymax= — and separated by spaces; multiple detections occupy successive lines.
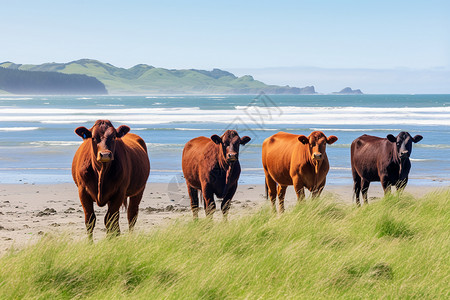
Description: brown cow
xmin=262 ymin=131 xmax=338 ymax=212
xmin=72 ymin=120 xmax=150 ymax=239
xmin=182 ymin=130 xmax=251 ymax=219
xmin=351 ymin=132 xmax=423 ymax=205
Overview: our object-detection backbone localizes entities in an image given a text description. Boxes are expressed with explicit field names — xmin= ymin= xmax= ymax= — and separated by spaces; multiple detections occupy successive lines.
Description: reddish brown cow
xmin=262 ymin=131 xmax=338 ymax=212
xmin=182 ymin=130 xmax=251 ymax=219
xmin=351 ymin=132 xmax=423 ymax=205
xmin=72 ymin=120 xmax=150 ymax=239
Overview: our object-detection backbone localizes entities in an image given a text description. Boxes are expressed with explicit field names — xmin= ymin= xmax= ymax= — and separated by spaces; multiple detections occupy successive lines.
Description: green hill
xmin=0 ymin=59 xmax=315 ymax=95
xmin=0 ymin=67 xmax=107 ymax=95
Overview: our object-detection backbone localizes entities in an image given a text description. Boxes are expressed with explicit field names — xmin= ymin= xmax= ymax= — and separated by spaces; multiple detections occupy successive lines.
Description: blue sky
xmin=1 ymin=0 xmax=449 ymax=92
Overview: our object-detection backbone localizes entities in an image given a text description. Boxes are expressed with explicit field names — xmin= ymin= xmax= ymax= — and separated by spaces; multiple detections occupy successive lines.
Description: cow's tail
xmin=122 ymin=197 xmax=128 ymax=211
xmin=265 ymin=178 xmax=268 ymax=200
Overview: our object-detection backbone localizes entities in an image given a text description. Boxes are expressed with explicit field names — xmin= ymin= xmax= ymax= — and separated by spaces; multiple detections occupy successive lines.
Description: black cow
xmin=351 ymin=132 xmax=423 ymax=205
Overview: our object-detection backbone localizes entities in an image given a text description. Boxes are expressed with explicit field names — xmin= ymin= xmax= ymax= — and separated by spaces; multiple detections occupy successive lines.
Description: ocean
xmin=0 ymin=94 xmax=449 ymax=187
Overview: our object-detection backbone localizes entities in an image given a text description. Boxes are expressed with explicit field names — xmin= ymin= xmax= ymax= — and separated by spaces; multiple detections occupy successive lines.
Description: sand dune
xmin=0 ymin=182 xmax=442 ymax=255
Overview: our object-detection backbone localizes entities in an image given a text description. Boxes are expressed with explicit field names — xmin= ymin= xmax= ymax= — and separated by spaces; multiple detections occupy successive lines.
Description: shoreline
xmin=0 ymin=182 xmax=447 ymax=256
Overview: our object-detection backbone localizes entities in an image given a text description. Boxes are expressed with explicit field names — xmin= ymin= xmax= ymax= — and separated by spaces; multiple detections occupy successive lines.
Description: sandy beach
xmin=0 ymin=182 xmax=445 ymax=255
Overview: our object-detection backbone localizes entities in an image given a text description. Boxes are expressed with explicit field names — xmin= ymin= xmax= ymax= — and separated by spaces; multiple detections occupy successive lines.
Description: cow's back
xmin=182 ymin=136 xmax=214 ymax=189
xmin=262 ymin=132 xmax=302 ymax=186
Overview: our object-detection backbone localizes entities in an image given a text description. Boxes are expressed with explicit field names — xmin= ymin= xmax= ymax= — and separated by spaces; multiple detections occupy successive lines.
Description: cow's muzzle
xmin=97 ymin=151 xmax=113 ymax=162
xmin=400 ymin=151 xmax=409 ymax=159
xmin=227 ymin=153 xmax=238 ymax=163
xmin=312 ymin=152 xmax=323 ymax=161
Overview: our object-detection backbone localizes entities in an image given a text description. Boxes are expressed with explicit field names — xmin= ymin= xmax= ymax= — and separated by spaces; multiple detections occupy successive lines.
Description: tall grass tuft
xmin=0 ymin=190 xmax=448 ymax=299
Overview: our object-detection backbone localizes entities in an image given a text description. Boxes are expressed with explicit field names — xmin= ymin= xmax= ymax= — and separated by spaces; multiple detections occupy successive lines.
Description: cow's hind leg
xmin=128 ymin=190 xmax=144 ymax=231
xmin=361 ymin=179 xmax=370 ymax=204
xmin=221 ymin=184 xmax=237 ymax=221
xmin=105 ymin=196 xmax=123 ymax=237
xmin=265 ymin=174 xmax=278 ymax=212
xmin=352 ymin=171 xmax=362 ymax=206
xmin=277 ymin=185 xmax=287 ymax=213
xmin=79 ymin=188 xmax=96 ymax=241
xmin=187 ymin=185 xmax=200 ymax=219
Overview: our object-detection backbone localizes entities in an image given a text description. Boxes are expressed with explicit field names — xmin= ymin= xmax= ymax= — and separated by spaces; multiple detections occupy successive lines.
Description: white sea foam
xmin=416 ymin=144 xmax=450 ymax=149
xmin=174 ymin=128 xmax=205 ymax=131
xmin=242 ymin=167 xmax=264 ymax=171
xmin=0 ymin=167 xmax=71 ymax=170
xmin=311 ymin=128 xmax=403 ymax=132
xmin=1 ymin=106 xmax=449 ymax=126
xmin=330 ymin=167 xmax=352 ymax=171
xmin=410 ymin=158 xmax=435 ymax=162
xmin=0 ymin=97 xmax=33 ymax=100
xmin=0 ymin=127 xmax=40 ymax=132
xmin=29 ymin=141 xmax=82 ymax=146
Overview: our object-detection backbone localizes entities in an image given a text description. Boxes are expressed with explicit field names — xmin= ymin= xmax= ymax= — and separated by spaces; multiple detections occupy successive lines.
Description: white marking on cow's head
xmin=387 ymin=131 xmax=422 ymax=161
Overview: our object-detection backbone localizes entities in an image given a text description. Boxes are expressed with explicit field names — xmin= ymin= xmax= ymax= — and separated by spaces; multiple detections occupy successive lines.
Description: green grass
xmin=0 ymin=190 xmax=448 ymax=299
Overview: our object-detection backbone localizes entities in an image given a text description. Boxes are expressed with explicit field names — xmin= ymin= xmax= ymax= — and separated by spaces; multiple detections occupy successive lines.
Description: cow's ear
xmin=211 ymin=135 xmax=222 ymax=144
xmin=298 ymin=135 xmax=309 ymax=144
xmin=75 ymin=127 xmax=91 ymax=140
xmin=412 ymin=135 xmax=423 ymax=143
xmin=387 ymin=134 xmax=396 ymax=143
xmin=327 ymin=135 xmax=338 ymax=145
xmin=116 ymin=125 xmax=130 ymax=138
xmin=240 ymin=136 xmax=251 ymax=145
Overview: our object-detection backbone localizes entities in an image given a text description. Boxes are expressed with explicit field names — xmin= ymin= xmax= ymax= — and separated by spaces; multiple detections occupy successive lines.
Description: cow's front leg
xmin=105 ymin=195 xmax=124 ymax=237
xmin=395 ymin=177 xmax=408 ymax=192
xmin=380 ymin=176 xmax=392 ymax=196
xmin=312 ymin=179 xmax=326 ymax=198
xmin=277 ymin=185 xmax=287 ymax=213
xmin=221 ymin=184 xmax=237 ymax=221
xmin=79 ymin=188 xmax=96 ymax=241
xmin=293 ymin=177 xmax=305 ymax=202
xmin=202 ymin=184 xmax=216 ymax=218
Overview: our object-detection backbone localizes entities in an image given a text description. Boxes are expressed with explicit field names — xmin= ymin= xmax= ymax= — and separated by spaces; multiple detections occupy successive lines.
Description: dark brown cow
xmin=72 ymin=120 xmax=150 ymax=239
xmin=351 ymin=132 xmax=422 ymax=205
xmin=182 ymin=130 xmax=251 ymax=219
xmin=262 ymin=131 xmax=338 ymax=212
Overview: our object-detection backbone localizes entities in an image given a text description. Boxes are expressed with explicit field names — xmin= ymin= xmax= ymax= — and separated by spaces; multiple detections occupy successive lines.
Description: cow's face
xmin=75 ymin=120 xmax=130 ymax=163
xmin=298 ymin=131 xmax=338 ymax=161
xmin=387 ymin=132 xmax=422 ymax=160
xmin=211 ymin=130 xmax=251 ymax=163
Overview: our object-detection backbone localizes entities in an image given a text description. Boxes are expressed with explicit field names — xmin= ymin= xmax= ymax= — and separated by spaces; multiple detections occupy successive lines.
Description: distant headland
xmin=0 ymin=59 xmax=364 ymax=95
xmin=332 ymin=87 xmax=363 ymax=95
